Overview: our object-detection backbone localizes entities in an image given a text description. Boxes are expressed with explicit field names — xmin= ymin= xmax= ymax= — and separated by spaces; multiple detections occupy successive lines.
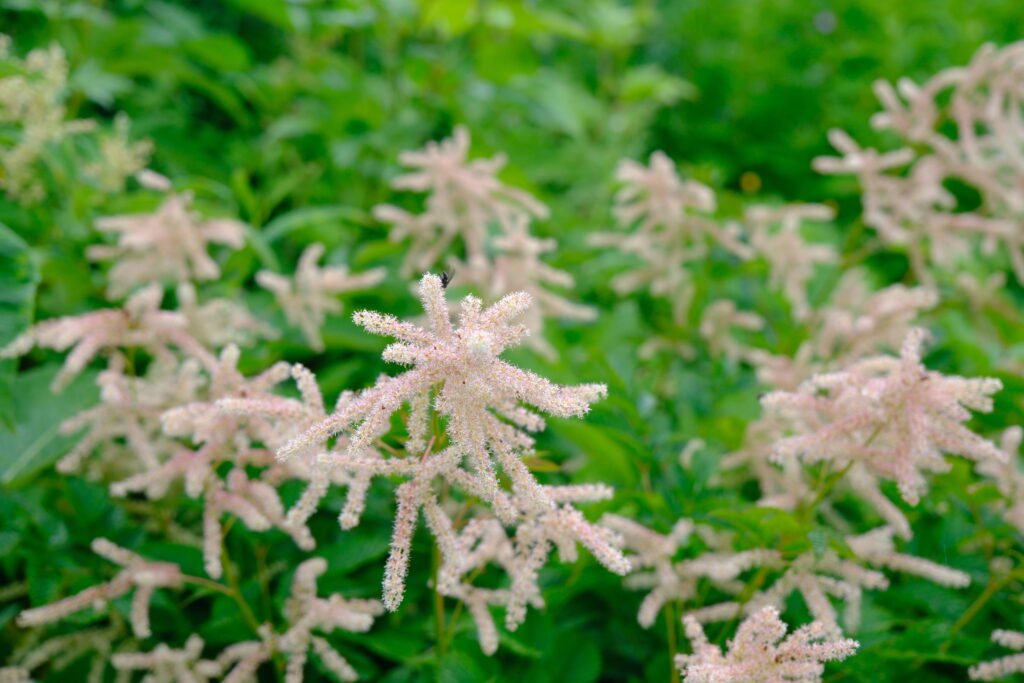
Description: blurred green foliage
xmin=2 ymin=1 xmax=1024 ymax=682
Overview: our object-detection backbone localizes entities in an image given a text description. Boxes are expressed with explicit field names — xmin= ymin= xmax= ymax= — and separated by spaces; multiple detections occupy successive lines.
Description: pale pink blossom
xmin=745 ymin=551 xmax=888 ymax=636
xmin=969 ymin=629 xmax=1024 ymax=680
xmin=451 ymin=214 xmax=596 ymax=359
xmin=590 ymin=151 xmax=751 ymax=325
xmin=814 ymin=43 xmax=1024 ymax=284
xmin=1 ymin=284 xmax=213 ymax=391
xmin=256 ymin=243 xmax=385 ymax=351
xmin=603 ymin=513 xmax=781 ymax=628
xmin=272 ymin=273 xmax=622 ymax=626
xmin=974 ymin=426 xmax=1024 ymax=534
xmin=846 ymin=526 xmax=969 ymax=588
xmin=57 ymin=353 xmax=202 ymax=479
xmin=746 ymin=204 xmax=837 ymax=320
xmin=676 ymin=606 xmax=858 ymax=682
xmin=374 ymin=125 xmax=548 ymax=276
xmin=88 ymin=177 xmax=246 ymax=297
xmin=17 ymin=539 xmax=183 ymax=638
xmin=278 ymin=558 xmax=383 ymax=682
xmin=177 ymin=282 xmax=277 ymax=349
xmin=111 ymin=635 xmax=208 ymax=683
xmin=699 ymin=300 xmax=764 ymax=363
xmin=763 ymin=328 xmax=1003 ymax=505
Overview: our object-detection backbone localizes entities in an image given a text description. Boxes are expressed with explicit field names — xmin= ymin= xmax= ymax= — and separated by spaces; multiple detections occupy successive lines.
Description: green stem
xmin=433 ymin=542 xmax=446 ymax=658
xmin=666 ymin=600 xmax=679 ymax=683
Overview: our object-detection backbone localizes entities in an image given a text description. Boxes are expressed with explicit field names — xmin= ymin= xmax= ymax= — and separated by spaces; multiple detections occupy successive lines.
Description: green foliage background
xmin=2 ymin=1 xmax=1024 ymax=681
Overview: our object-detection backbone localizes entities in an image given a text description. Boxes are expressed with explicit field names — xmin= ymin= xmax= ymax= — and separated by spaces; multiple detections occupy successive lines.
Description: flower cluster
xmin=0 ymin=35 xmax=149 ymax=203
xmin=88 ymin=171 xmax=247 ymax=298
xmin=590 ymin=151 xmax=750 ymax=324
xmin=244 ymin=273 xmax=626 ymax=648
xmin=374 ymin=127 xmax=592 ymax=355
xmin=763 ymin=328 xmax=1003 ymax=506
xmin=814 ymin=42 xmax=1024 ymax=285
xmin=677 ymin=606 xmax=859 ymax=683
xmin=257 ymin=242 xmax=386 ymax=351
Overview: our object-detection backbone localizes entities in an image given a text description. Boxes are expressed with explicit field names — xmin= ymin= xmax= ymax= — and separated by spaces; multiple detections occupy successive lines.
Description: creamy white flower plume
xmin=677 ymin=606 xmax=858 ymax=682
xmin=257 ymin=243 xmax=385 ymax=351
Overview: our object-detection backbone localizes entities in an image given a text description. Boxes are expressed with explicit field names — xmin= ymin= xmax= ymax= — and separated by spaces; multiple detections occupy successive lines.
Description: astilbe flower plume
xmin=87 ymin=171 xmax=246 ymax=298
xmin=373 ymin=125 xmax=548 ymax=276
xmin=0 ymin=283 xmax=213 ymax=391
xmin=451 ymin=214 xmax=596 ymax=358
xmin=17 ymin=539 xmax=183 ymax=639
xmin=763 ymin=328 xmax=1003 ymax=505
xmin=176 ymin=281 xmax=278 ymax=349
xmin=601 ymin=514 xmax=781 ymax=629
xmin=262 ymin=273 xmax=626 ymax=639
xmin=676 ymin=606 xmax=859 ymax=683
xmin=590 ymin=151 xmax=751 ymax=324
xmin=0 ymin=35 xmax=95 ymax=203
xmin=974 ymin=426 xmax=1024 ymax=533
xmin=814 ymin=42 xmax=1024 ymax=284
xmin=745 ymin=204 xmax=838 ymax=321
xmin=10 ymin=622 xmax=126 ymax=683
xmin=55 ymin=352 xmax=203 ymax=478
xmin=256 ymin=242 xmax=385 ymax=351
xmin=969 ymin=629 xmax=1024 ymax=681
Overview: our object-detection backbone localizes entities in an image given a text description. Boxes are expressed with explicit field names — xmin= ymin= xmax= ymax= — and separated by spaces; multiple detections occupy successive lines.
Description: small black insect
xmin=440 ymin=270 xmax=454 ymax=289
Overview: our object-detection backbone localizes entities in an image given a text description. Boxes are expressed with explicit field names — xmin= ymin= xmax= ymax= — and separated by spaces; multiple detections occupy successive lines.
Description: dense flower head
xmin=745 ymin=204 xmax=837 ymax=320
xmin=0 ymin=283 xmax=213 ymax=391
xmin=590 ymin=151 xmax=751 ymax=325
xmin=813 ymin=42 xmax=1024 ymax=285
xmin=969 ymin=629 xmax=1024 ymax=680
xmin=602 ymin=513 xmax=781 ymax=628
xmin=974 ymin=426 xmax=1024 ymax=533
xmin=763 ymin=328 xmax=1003 ymax=505
xmin=374 ymin=125 xmax=548 ymax=277
xmin=17 ymin=539 xmax=184 ymax=639
xmin=677 ymin=606 xmax=859 ymax=683
xmin=88 ymin=172 xmax=246 ymax=297
xmin=257 ymin=242 xmax=385 ymax=351
xmin=263 ymin=273 xmax=623 ymax=629
xmin=0 ymin=35 xmax=96 ymax=202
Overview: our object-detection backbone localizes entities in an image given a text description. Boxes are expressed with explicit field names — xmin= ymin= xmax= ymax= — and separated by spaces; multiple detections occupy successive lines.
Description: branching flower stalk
xmin=249 ymin=273 xmax=627 ymax=652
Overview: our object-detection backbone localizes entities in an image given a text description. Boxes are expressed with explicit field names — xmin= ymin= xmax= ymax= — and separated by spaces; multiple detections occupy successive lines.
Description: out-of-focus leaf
xmin=0 ymin=224 xmax=39 ymax=430
xmin=0 ymin=364 xmax=98 ymax=486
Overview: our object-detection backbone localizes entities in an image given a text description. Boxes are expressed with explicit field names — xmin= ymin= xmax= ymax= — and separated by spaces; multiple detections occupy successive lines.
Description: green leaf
xmin=0 ymin=224 xmax=39 ymax=430
xmin=0 ymin=364 xmax=98 ymax=487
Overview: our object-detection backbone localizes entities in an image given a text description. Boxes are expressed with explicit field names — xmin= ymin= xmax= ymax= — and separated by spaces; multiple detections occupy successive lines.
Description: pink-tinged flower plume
xmin=111 ymin=635 xmax=209 ymax=683
xmin=256 ymin=243 xmax=385 ymax=351
xmin=17 ymin=539 xmax=183 ymax=639
xmin=274 ymin=273 xmax=622 ymax=627
xmin=700 ymin=300 xmax=764 ymax=363
xmin=0 ymin=283 xmax=213 ymax=391
xmin=744 ymin=550 xmax=887 ymax=637
xmin=374 ymin=125 xmax=548 ymax=276
xmin=814 ymin=43 xmax=1024 ymax=285
xmin=974 ymin=426 xmax=1024 ymax=534
xmin=746 ymin=204 xmax=838 ymax=320
xmin=453 ymin=214 xmax=596 ymax=358
xmin=602 ymin=513 xmax=780 ymax=629
xmin=969 ymin=629 xmax=1024 ymax=680
xmin=57 ymin=353 xmax=203 ymax=479
xmin=87 ymin=173 xmax=246 ymax=298
xmin=676 ymin=606 xmax=859 ymax=683
xmin=177 ymin=282 xmax=277 ymax=350
xmin=278 ymin=558 xmax=383 ymax=682
xmin=763 ymin=328 xmax=1003 ymax=505
xmin=846 ymin=526 xmax=969 ymax=588
xmin=590 ymin=151 xmax=751 ymax=325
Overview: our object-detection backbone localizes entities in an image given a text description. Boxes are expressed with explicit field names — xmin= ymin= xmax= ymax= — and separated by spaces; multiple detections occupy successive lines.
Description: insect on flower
xmin=440 ymin=270 xmax=454 ymax=289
